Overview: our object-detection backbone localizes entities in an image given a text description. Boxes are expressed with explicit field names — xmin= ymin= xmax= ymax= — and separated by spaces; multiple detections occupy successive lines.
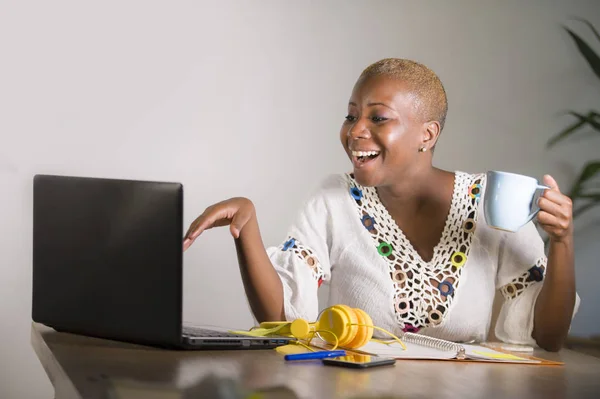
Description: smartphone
xmin=322 ymin=354 xmax=396 ymax=369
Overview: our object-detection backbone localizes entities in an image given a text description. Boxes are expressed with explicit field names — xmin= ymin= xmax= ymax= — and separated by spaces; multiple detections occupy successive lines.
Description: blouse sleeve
xmin=266 ymin=179 xmax=336 ymax=322
xmin=494 ymin=221 xmax=580 ymax=345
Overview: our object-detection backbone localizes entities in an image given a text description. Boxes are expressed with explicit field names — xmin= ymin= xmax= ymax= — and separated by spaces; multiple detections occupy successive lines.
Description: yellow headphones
xmin=240 ymin=304 xmax=405 ymax=351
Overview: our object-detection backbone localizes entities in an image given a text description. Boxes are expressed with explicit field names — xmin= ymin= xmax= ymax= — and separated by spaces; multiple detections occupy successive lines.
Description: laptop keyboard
xmin=182 ymin=326 xmax=254 ymax=338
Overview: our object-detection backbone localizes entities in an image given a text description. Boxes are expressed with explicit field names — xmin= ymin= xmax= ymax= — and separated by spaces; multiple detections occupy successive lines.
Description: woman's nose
xmin=347 ymin=119 xmax=370 ymax=140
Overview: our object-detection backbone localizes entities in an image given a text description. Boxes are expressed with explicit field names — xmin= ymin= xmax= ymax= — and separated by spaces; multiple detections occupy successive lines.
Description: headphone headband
xmin=256 ymin=305 xmax=399 ymax=350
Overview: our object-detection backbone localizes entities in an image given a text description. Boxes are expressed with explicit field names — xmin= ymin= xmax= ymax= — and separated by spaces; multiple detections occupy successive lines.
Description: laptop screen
xmin=32 ymin=174 xmax=184 ymax=347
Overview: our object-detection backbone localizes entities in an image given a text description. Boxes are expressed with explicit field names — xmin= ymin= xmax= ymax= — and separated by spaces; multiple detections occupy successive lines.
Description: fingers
xmin=183 ymin=201 xmax=240 ymax=249
xmin=182 ymin=208 xmax=222 ymax=252
xmin=542 ymin=174 xmax=559 ymax=191
xmin=537 ymin=210 xmax=565 ymax=229
xmin=183 ymin=234 xmax=199 ymax=252
xmin=541 ymin=188 xmax=570 ymax=205
xmin=186 ymin=210 xmax=221 ymax=240
xmin=538 ymin=211 xmax=569 ymax=238
xmin=537 ymin=196 xmax=566 ymax=217
xmin=537 ymin=174 xmax=573 ymax=240
xmin=183 ymin=211 xmax=205 ymax=239
xmin=538 ymin=175 xmax=572 ymax=220
xmin=182 ymin=198 xmax=254 ymax=250
xmin=183 ymin=216 xmax=204 ymax=241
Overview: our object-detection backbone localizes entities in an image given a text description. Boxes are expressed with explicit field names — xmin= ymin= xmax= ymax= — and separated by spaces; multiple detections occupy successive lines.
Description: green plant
xmin=547 ymin=18 xmax=600 ymax=220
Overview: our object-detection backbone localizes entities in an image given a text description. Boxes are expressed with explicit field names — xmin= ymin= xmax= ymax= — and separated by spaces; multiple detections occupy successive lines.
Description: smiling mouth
xmin=351 ymin=150 xmax=380 ymax=166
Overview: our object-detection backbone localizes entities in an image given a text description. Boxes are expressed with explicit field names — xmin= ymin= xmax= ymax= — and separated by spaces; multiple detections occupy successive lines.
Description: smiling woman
xmin=183 ymin=58 xmax=580 ymax=352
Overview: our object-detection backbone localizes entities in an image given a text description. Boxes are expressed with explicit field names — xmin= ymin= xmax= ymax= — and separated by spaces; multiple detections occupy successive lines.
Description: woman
xmin=183 ymin=58 xmax=578 ymax=351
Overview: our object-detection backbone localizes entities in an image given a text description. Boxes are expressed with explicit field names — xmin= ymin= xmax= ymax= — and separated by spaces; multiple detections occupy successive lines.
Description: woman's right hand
xmin=183 ymin=197 xmax=255 ymax=251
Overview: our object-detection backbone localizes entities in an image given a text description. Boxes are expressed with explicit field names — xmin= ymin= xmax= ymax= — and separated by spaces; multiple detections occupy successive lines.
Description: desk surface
xmin=31 ymin=323 xmax=600 ymax=399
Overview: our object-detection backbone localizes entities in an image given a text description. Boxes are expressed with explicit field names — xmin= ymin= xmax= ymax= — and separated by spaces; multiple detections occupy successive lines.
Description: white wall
xmin=1 ymin=1 xmax=599 ymax=397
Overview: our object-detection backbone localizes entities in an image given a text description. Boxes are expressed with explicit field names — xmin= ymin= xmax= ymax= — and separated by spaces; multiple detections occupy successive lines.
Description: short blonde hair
xmin=359 ymin=58 xmax=448 ymax=131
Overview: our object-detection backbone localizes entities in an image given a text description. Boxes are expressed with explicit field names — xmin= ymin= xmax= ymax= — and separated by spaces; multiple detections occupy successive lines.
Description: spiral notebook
xmin=312 ymin=333 xmax=561 ymax=365
xmin=351 ymin=333 xmax=561 ymax=364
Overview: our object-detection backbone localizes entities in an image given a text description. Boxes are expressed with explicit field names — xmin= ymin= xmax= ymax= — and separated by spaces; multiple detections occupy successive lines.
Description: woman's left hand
xmin=537 ymin=174 xmax=574 ymax=243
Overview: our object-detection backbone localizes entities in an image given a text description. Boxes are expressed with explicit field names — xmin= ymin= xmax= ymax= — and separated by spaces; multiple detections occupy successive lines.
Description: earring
xmin=418 ymin=146 xmax=427 ymax=153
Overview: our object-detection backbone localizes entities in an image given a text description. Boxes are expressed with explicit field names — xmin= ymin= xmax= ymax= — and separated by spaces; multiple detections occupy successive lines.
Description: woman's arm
xmin=533 ymin=237 xmax=575 ymax=351
xmin=532 ymin=175 xmax=576 ymax=352
xmin=184 ymin=197 xmax=285 ymax=322
xmin=234 ymin=206 xmax=286 ymax=322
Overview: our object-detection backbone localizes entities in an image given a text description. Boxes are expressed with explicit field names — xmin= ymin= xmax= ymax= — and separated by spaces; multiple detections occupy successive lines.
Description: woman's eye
xmin=371 ymin=116 xmax=388 ymax=123
xmin=345 ymin=115 xmax=357 ymax=122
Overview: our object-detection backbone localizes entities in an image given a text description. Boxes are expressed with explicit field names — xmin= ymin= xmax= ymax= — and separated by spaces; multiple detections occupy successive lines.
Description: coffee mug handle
xmin=526 ymin=184 xmax=551 ymax=223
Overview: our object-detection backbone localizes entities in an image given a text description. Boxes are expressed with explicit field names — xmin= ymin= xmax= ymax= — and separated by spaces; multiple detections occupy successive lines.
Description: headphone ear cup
xmin=360 ymin=309 xmax=374 ymax=343
xmin=347 ymin=308 xmax=373 ymax=348
xmin=289 ymin=319 xmax=315 ymax=340
xmin=332 ymin=304 xmax=358 ymax=347
xmin=318 ymin=304 xmax=358 ymax=347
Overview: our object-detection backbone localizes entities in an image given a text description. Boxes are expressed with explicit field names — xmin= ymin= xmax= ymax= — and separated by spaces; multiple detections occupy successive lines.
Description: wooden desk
xmin=31 ymin=323 xmax=600 ymax=399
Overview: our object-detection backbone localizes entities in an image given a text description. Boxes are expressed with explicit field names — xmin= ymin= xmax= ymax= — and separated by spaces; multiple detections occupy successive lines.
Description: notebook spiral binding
xmin=403 ymin=332 xmax=467 ymax=359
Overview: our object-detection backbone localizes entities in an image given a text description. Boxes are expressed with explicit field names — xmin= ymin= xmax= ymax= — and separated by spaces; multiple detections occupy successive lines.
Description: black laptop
xmin=32 ymin=174 xmax=292 ymax=350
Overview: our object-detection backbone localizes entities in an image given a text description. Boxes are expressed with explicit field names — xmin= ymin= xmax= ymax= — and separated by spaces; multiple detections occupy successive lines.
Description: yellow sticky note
xmin=275 ymin=344 xmax=311 ymax=355
xmin=473 ymin=350 xmax=526 ymax=361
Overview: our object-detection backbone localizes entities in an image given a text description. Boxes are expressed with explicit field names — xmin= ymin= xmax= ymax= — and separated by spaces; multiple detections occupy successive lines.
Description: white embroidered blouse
xmin=267 ymin=172 xmax=579 ymax=345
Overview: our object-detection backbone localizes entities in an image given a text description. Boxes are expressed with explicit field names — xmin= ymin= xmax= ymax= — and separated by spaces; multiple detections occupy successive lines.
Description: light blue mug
xmin=484 ymin=171 xmax=549 ymax=232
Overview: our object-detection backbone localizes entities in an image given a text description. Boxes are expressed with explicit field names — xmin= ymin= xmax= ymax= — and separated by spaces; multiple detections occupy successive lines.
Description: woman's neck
xmin=376 ymin=167 xmax=453 ymax=213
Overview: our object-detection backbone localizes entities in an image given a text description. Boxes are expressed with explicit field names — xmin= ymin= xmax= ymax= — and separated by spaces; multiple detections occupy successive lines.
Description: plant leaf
xmin=547 ymin=111 xmax=600 ymax=147
xmin=570 ymin=17 xmax=600 ymax=44
xmin=547 ymin=113 xmax=587 ymax=148
xmin=569 ymin=161 xmax=600 ymax=197
xmin=580 ymin=161 xmax=600 ymax=182
xmin=564 ymin=27 xmax=600 ymax=81
xmin=569 ymin=111 xmax=600 ymax=131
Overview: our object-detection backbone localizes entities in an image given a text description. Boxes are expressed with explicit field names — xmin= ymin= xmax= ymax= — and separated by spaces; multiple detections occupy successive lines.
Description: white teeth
xmin=352 ymin=150 xmax=380 ymax=157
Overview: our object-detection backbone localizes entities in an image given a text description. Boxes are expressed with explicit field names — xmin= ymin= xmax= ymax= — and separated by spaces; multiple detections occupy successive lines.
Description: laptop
xmin=32 ymin=174 xmax=293 ymax=350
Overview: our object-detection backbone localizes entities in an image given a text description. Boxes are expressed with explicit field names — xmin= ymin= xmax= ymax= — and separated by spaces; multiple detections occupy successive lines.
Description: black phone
xmin=322 ymin=354 xmax=396 ymax=369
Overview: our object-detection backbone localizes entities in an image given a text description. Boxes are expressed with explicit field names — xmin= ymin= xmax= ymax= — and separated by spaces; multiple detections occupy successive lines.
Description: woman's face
xmin=339 ymin=74 xmax=430 ymax=187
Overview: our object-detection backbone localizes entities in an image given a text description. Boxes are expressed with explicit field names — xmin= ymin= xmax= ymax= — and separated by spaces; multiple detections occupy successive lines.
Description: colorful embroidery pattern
xmin=346 ymin=172 xmax=484 ymax=331
xmin=281 ymin=236 xmax=325 ymax=287
xmin=500 ymin=258 xmax=546 ymax=300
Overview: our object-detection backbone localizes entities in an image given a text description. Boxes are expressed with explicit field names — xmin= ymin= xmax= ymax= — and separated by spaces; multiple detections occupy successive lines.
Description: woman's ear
xmin=422 ymin=121 xmax=441 ymax=151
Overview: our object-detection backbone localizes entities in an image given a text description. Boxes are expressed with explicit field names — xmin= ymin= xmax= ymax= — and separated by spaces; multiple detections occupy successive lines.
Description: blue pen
xmin=284 ymin=350 xmax=346 ymax=361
